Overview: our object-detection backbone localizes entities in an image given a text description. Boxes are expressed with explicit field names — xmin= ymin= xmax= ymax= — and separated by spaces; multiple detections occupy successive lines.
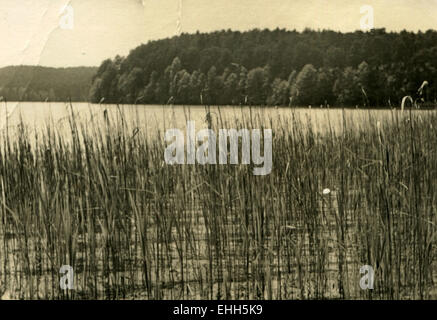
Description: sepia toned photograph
xmin=0 ymin=0 xmax=437 ymax=304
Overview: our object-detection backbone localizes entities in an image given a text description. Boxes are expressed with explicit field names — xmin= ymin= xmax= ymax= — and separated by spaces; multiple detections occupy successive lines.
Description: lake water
xmin=1 ymin=102 xmax=435 ymax=140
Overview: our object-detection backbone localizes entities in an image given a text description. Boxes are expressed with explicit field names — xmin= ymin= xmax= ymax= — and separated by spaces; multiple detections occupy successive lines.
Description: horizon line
xmin=1 ymin=26 xmax=436 ymax=69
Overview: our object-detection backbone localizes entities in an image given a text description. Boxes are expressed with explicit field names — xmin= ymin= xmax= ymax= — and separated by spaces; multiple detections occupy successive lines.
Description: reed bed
xmin=0 ymin=105 xmax=436 ymax=300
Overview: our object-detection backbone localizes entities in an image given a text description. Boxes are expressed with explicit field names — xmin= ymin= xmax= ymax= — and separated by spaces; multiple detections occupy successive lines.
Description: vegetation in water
xmin=0 ymin=105 xmax=436 ymax=299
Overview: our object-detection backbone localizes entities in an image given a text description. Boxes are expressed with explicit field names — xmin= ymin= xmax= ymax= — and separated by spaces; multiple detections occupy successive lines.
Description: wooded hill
xmin=0 ymin=65 xmax=97 ymax=102
xmin=90 ymin=28 xmax=437 ymax=107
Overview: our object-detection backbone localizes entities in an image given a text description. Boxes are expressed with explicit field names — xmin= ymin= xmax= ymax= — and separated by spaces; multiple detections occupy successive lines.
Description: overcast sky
xmin=0 ymin=0 xmax=436 ymax=68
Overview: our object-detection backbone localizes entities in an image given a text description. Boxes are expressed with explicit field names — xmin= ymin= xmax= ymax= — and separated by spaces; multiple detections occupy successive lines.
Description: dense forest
xmin=90 ymin=28 xmax=437 ymax=107
xmin=0 ymin=66 xmax=97 ymax=102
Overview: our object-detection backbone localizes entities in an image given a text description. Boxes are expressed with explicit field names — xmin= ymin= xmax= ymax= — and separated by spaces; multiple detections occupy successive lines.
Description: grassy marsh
xmin=0 ymin=104 xmax=436 ymax=299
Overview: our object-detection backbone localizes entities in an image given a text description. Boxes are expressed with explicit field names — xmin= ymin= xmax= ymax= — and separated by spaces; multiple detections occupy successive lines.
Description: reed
xmin=0 ymin=104 xmax=436 ymax=299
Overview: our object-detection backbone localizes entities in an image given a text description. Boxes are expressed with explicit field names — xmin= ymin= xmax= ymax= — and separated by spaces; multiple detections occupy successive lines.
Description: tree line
xmin=2 ymin=28 xmax=436 ymax=106
xmin=0 ymin=66 xmax=97 ymax=102
xmin=90 ymin=28 xmax=437 ymax=107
